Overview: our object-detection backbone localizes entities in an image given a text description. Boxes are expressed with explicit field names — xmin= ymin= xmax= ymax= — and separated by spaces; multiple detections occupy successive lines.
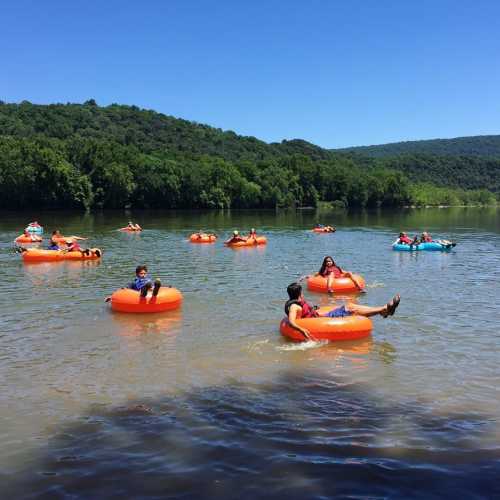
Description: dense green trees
xmin=0 ymin=102 xmax=497 ymax=209
xmin=339 ymin=135 xmax=500 ymax=157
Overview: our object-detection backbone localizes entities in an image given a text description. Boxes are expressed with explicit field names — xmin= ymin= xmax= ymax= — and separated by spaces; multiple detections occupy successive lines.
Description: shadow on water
xmin=5 ymin=370 xmax=499 ymax=499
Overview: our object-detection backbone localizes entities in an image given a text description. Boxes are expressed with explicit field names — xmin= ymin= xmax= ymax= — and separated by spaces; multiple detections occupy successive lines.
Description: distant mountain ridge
xmin=336 ymin=135 xmax=500 ymax=157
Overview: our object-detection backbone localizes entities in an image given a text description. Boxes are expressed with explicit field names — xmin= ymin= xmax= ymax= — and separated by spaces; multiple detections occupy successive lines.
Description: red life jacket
xmin=399 ymin=235 xmax=413 ymax=244
xmin=285 ymin=299 xmax=318 ymax=318
xmin=423 ymin=235 xmax=432 ymax=242
xmin=322 ymin=265 xmax=342 ymax=278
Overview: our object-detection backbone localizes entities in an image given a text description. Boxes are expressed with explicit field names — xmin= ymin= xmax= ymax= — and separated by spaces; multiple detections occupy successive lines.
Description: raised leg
xmin=346 ymin=294 xmax=400 ymax=318
xmin=140 ymin=282 xmax=153 ymax=297
xmin=152 ymin=279 xmax=161 ymax=296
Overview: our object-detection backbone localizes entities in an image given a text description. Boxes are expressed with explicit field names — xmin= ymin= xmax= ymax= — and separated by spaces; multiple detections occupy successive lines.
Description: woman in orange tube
xmin=316 ymin=256 xmax=364 ymax=293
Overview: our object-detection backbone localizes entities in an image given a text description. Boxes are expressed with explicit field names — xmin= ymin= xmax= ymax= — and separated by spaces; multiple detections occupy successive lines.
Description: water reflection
xmin=111 ymin=310 xmax=183 ymax=337
xmin=5 ymin=370 xmax=500 ymax=499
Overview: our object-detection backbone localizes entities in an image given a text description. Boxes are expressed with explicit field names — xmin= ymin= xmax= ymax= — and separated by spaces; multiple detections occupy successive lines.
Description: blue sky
xmin=1 ymin=0 xmax=500 ymax=148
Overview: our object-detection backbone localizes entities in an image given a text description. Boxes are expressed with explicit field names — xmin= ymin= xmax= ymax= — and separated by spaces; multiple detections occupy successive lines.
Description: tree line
xmin=0 ymin=101 xmax=497 ymax=209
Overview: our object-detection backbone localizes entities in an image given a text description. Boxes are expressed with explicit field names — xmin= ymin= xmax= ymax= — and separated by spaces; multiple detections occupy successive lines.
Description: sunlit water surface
xmin=1 ymin=208 xmax=499 ymax=498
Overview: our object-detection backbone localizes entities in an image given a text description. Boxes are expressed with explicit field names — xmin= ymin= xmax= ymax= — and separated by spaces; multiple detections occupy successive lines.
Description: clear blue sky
xmin=2 ymin=0 xmax=500 ymax=148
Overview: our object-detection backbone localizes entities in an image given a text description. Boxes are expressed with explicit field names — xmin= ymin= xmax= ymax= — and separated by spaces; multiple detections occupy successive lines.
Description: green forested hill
xmin=0 ymin=101 xmax=497 ymax=209
xmin=0 ymin=100 xmax=334 ymax=162
xmin=338 ymin=135 xmax=500 ymax=157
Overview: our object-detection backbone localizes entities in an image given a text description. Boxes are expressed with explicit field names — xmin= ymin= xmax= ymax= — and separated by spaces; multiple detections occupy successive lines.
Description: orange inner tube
xmin=225 ymin=236 xmax=267 ymax=247
xmin=280 ymin=306 xmax=373 ymax=342
xmin=307 ymin=274 xmax=365 ymax=293
xmin=22 ymin=248 xmax=102 ymax=262
xmin=312 ymin=227 xmax=336 ymax=233
xmin=15 ymin=235 xmax=42 ymax=243
xmin=110 ymin=287 xmax=183 ymax=313
xmin=119 ymin=227 xmax=142 ymax=232
xmin=189 ymin=233 xmax=217 ymax=243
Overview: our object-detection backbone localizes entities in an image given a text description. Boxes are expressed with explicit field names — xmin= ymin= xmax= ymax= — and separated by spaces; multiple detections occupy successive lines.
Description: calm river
xmin=1 ymin=208 xmax=499 ymax=498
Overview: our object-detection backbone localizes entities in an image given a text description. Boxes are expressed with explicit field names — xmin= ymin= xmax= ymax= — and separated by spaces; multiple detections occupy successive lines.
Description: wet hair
xmin=319 ymin=255 xmax=339 ymax=275
xmin=52 ymin=230 xmax=60 ymax=236
xmin=287 ymin=282 xmax=302 ymax=301
xmin=135 ymin=265 xmax=148 ymax=275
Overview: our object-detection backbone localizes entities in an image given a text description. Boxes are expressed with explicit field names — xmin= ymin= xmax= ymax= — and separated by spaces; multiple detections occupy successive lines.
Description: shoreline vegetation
xmin=316 ymin=201 xmax=497 ymax=210
xmin=0 ymin=101 xmax=498 ymax=210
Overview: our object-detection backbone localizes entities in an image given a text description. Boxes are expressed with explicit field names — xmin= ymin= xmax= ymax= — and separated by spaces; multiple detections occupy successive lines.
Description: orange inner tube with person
xmin=21 ymin=248 xmax=102 ymax=262
xmin=225 ymin=236 xmax=267 ymax=247
xmin=280 ymin=306 xmax=373 ymax=342
xmin=189 ymin=233 xmax=217 ymax=243
xmin=307 ymin=274 xmax=365 ymax=293
xmin=225 ymin=239 xmax=263 ymax=247
xmin=249 ymin=236 xmax=267 ymax=245
xmin=110 ymin=287 xmax=183 ymax=313
xmin=15 ymin=235 xmax=42 ymax=244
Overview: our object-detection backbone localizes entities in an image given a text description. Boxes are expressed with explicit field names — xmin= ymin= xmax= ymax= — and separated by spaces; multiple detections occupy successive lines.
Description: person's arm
xmin=288 ymin=304 xmax=313 ymax=340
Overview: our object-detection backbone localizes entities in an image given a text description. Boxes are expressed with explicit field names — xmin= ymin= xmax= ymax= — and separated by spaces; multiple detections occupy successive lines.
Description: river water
xmin=1 ymin=208 xmax=499 ymax=498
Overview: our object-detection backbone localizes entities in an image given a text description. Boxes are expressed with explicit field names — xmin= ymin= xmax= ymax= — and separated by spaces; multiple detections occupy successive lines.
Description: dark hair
xmin=135 ymin=265 xmax=148 ymax=275
xmin=287 ymin=282 xmax=302 ymax=300
xmin=319 ymin=255 xmax=340 ymax=276
xmin=52 ymin=230 xmax=59 ymax=235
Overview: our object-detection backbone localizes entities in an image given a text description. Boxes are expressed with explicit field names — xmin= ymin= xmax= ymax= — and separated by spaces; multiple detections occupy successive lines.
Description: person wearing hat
xmin=66 ymin=239 xmax=82 ymax=252
xmin=225 ymin=230 xmax=246 ymax=245
xmin=65 ymin=239 xmax=94 ymax=256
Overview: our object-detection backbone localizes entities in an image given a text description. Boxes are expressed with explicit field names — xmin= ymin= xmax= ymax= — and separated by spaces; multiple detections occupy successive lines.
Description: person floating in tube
xmin=22 ymin=229 xmax=42 ymax=242
xmin=285 ymin=282 xmax=400 ymax=341
xmin=127 ymin=221 xmax=142 ymax=231
xmin=225 ymin=230 xmax=247 ymax=245
xmin=311 ymin=256 xmax=364 ymax=293
xmin=105 ymin=265 xmax=162 ymax=302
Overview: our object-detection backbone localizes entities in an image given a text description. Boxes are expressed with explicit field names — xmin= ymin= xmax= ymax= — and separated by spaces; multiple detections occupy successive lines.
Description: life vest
xmin=130 ymin=275 xmax=151 ymax=291
xmin=399 ymin=235 xmax=413 ymax=244
xmin=422 ymin=235 xmax=432 ymax=242
xmin=321 ymin=265 xmax=342 ymax=278
xmin=284 ymin=299 xmax=318 ymax=318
